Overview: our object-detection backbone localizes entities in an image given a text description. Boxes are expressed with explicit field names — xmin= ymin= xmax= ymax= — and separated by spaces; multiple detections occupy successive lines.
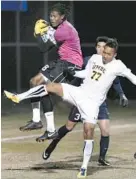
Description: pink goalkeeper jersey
xmin=54 ymin=20 xmax=83 ymax=67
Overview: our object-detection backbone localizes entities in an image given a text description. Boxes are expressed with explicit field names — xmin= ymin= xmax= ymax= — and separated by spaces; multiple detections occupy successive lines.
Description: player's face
xmin=50 ymin=11 xmax=65 ymax=27
xmin=96 ymin=42 xmax=106 ymax=55
xmin=102 ymin=46 xmax=116 ymax=63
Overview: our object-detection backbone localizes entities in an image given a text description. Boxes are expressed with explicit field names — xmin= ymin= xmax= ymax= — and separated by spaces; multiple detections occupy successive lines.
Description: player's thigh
xmin=40 ymin=61 xmax=64 ymax=83
xmin=61 ymin=83 xmax=83 ymax=107
xmin=98 ymin=105 xmax=110 ymax=120
xmin=68 ymin=105 xmax=82 ymax=122
xmin=81 ymin=100 xmax=99 ymax=125
xmin=83 ymin=122 xmax=95 ymax=139
xmin=61 ymin=84 xmax=99 ymax=125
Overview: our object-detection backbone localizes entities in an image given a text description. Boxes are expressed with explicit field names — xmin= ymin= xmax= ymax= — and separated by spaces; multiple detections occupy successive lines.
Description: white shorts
xmin=61 ymin=83 xmax=99 ymax=124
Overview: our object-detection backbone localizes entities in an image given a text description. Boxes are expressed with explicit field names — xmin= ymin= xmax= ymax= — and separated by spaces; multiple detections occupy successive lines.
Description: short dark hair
xmin=95 ymin=36 xmax=109 ymax=46
xmin=105 ymin=38 xmax=119 ymax=52
xmin=50 ymin=3 xmax=70 ymax=19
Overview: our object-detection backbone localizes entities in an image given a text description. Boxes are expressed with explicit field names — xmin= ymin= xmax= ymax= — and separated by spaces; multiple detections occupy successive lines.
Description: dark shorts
xmin=68 ymin=101 xmax=110 ymax=122
xmin=40 ymin=59 xmax=81 ymax=83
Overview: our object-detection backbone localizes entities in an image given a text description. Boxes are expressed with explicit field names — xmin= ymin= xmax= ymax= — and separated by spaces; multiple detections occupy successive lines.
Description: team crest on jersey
xmin=92 ymin=64 xmax=106 ymax=74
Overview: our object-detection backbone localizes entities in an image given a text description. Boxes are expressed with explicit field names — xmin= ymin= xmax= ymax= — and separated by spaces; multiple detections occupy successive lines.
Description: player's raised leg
xmin=4 ymin=83 xmax=64 ymax=103
xmin=42 ymin=107 xmax=79 ymax=160
xmin=43 ymin=120 xmax=77 ymax=159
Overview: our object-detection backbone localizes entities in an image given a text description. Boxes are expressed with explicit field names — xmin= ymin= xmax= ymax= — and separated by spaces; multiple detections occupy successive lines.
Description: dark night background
xmin=1 ymin=1 xmax=136 ymax=99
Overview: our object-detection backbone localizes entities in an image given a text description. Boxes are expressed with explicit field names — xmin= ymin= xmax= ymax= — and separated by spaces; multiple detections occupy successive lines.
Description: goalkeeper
xmin=19 ymin=3 xmax=83 ymax=141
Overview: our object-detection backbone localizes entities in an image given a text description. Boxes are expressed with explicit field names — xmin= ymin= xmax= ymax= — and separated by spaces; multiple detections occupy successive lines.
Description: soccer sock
xmin=31 ymin=98 xmax=41 ymax=123
xmin=41 ymin=95 xmax=55 ymax=132
xmin=58 ymin=125 xmax=70 ymax=139
xmin=45 ymin=125 xmax=70 ymax=153
xmin=45 ymin=111 xmax=55 ymax=132
xmin=81 ymin=140 xmax=94 ymax=169
xmin=17 ymin=85 xmax=48 ymax=101
xmin=99 ymin=136 xmax=109 ymax=159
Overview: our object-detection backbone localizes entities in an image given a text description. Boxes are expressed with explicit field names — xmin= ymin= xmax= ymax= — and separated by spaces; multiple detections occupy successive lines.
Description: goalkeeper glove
xmin=34 ymin=19 xmax=49 ymax=36
xmin=119 ymin=94 xmax=128 ymax=107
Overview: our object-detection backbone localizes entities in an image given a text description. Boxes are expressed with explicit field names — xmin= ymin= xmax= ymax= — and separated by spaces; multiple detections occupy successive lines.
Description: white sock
xmin=17 ymin=85 xmax=48 ymax=101
xmin=32 ymin=102 xmax=41 ymax=122
xmin=81 ymin=140 xmax=94 ymax=169
xmin=44 ymin=111 xmax=55 ymax=132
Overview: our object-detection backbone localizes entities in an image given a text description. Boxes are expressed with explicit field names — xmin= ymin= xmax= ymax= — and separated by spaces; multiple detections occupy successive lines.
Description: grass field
xmin=1 ymin=99 xmax=136 ymax=179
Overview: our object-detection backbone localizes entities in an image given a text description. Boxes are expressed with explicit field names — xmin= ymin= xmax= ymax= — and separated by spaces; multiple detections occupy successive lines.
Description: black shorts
xmin=68 ymin=101 xmax=110 ymax=122
xmin=40 ymin=59 xmax=81 ymax=83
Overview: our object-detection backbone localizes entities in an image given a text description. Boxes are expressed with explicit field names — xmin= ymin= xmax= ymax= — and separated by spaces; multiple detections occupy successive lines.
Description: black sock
xmin=58 ymin=125 xmax=70 ymax=140
xmin=45 ymin=125 xmax=70 ymax=154
xmin=41 ymin=95 xmax=53 ymax=113
xmin=30 ymin=97 xmax=40 ymax=103
xmin=99 ymin=136 xmax=109 ymax=159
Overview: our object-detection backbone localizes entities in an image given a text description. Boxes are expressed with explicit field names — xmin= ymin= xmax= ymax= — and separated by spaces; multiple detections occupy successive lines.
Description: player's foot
xmin=42 ymin=140 xmax=59 ymax=160
xmin=42 ymin=150 xmax=51 ymax=160
xmin=98 ymin=157 xmax=110 ymax=166
xmin=36 ymin=130 xmax=58 ymax=142
xmin=134 ymin=153 xmax=136 ymax=159
xmin=4 ymin=90 xmax=20 ymax=103
xmin=77 ymin=168 xmax=87 ymax=178
xmin=19 ymin=121 xmax=43 ymax=131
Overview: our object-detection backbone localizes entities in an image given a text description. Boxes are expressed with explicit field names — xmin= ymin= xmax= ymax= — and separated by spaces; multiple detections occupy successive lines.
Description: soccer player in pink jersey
xmin=19 ymin=3 xmax=83 ymax=141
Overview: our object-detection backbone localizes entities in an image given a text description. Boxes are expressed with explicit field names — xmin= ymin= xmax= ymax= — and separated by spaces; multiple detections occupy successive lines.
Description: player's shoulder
xmin=60 ymin=20 xmax=73 ymax=29
xmin=92 ymin=54 xmax=101 ymax=58
xmin=91 ymin=54 xmax=102 ymax=61
xmin=114 ymin=58 xmax=124 ymax=66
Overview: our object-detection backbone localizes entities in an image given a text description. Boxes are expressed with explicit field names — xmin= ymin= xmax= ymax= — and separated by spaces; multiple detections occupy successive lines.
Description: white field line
xmin=1 ymin=123 xmax=136 ymax=142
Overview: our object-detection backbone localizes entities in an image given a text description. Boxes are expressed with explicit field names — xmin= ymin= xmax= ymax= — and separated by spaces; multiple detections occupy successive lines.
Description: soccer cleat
xmin=19 ymin=121 xmax=43 ymax=131
xmin=42 ymin=150 xmax=50 ymax=160
xmin=98 ymin=157 xmax=110 ymax=166
xmin=77 ymin=168 xmax=87 ymax=178
xmin=42 ymin=140 xmax=59 ymax=160
xmin=36 ymin=130 xmax=59 ymax=142
xmin=4 ymin=90 xmax=20 ymax=103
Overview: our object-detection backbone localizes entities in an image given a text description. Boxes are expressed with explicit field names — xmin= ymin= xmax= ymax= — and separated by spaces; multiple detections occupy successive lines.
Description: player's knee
xmin=30 ymin=74 xmax=43 ymax=87
xmin=83 ymin=123 xmax=95 ymax=139
xmin=101 ymin=128 xmax=110 ymax=136
xmin=30 ymin=77 xmax=37 ymax=87
xmin=47 ymin=83 xmax=63 ymax=96
xmin=98 ymin=119 xmax=110 ymax=136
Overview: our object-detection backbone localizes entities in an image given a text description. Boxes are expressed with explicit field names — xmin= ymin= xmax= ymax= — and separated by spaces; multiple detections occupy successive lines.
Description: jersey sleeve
xmin=74 ymin=55 xmax=95 ymax=78
xmin=117 ymin=60 xmax=136 ymax=85
xmin=112 ymin=77 xmax=124 ymax=96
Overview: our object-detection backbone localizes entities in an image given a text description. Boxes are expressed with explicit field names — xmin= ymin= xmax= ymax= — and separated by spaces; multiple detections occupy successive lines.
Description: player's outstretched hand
xmin=34 ymin=19 xmax=49 ymax=36
xmin=119 ymin=94 xmax=128 ymax=107
xmin=63 ymin=67 xmax=76 ymax=76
